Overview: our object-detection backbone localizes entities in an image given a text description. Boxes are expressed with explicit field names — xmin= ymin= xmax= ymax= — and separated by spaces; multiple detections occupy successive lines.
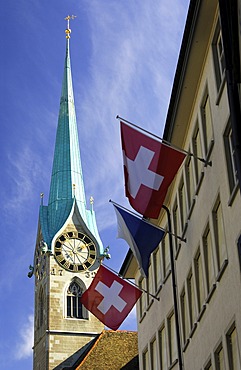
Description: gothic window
xmin=66 ymin=280 xmax=87 ymax=319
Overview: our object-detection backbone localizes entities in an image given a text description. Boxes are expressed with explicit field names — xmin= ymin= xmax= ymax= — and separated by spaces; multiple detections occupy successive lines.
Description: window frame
xmin=184 ymin=154 xmax=195 ymax=216
xmin=187 ymin=269 xmax=196 ymax=330
xmin=214 ymin=342 xmax=225 ymax=370
xmin=212 ymin=18 xmax=225 ymax=94
xmin=226 ymin=323 xmax=241 ymax=370
xmin=150 ymin=336 xmax=158 ymax=370
xmin=139 ymin=276 xmax=146 ymax=319
xmin=180 ymin=286 xmax=189 ymax=344
xmin=168 ymin=311 xmax=177 ymax=366
xmin=194 ymin=248 xmax=205 ymax=313
xmin=202 ymin=223 xmax=216 ymax=297
xmin=212 ymin=197 xmax=227 ymax=274
xmin=143 ymin=347 xmax=150 ymax=370
xmin=153 ymin=245 xmax=162 ymax=293
xmin=200 ymin=89 xmax=214 ymax=158
xmin=159 ymin=325 xmax=167 ymax=370
xmin=192 ymin=121 xmax=204 ymax=191
xmin=161 ymin=229 xmax=171 ymax=280
xmin=223 ymin=120 xmax=238 ymax=199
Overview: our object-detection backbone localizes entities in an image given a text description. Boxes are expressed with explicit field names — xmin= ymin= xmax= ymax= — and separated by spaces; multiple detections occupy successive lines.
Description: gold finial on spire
xmin=64 ymin=15 xmax=77 ymax=39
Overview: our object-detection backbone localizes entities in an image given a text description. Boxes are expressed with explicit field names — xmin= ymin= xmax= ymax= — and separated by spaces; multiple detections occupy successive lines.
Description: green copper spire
xmin=48 ymin=34 xmax=86 ymax=215
xmin=39 ymin=18 xmax=103 ymax=253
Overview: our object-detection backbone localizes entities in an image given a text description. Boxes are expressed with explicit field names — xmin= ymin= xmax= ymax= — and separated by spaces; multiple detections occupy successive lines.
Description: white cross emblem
xmin=123 ymin=146 xmax=164 ymax=198
xmin=95 ymin=280 xmax=127 ymax=314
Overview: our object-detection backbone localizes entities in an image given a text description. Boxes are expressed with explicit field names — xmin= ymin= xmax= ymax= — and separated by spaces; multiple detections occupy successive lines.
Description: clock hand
xmin=62 ymin=243 xmax=74 ymax=251
xmin=62 ymin=246 xmax=75 ymax=262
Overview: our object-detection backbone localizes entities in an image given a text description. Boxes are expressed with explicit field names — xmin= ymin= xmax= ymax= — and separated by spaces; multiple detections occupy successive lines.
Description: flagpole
xmin=102 ymin=263 xmax=160 ymax=302
xmin=110 ymin=199 xmax=186 ymax=243
xmin=116 ymin=115 xmax=212 ymax=167
xmin=162 ymin=204 xmax=184 ymax=370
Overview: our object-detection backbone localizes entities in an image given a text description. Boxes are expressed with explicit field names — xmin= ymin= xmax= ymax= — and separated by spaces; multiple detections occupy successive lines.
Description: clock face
xmin=54 ymin=231 xmax=97 ymax=272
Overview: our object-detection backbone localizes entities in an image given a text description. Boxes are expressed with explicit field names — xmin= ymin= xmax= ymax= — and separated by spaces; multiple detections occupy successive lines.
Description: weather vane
xmin=64 ymin=15 xmax=77 ymax=38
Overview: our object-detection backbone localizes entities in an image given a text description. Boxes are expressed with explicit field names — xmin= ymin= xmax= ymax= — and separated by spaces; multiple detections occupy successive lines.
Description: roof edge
xmin=163 ymin=0 xmax=201 ymax=141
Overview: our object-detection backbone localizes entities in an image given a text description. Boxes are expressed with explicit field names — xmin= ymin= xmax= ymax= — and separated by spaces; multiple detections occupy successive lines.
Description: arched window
xmin=66 ymin=280 xmax=88 ymax=319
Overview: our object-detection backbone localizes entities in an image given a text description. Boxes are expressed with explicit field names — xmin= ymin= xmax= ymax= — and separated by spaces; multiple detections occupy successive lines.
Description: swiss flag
xmin=121 ymin=121 xmax=186 ymax=218
xmin=80 ymin=265 xmax=142 ymax=330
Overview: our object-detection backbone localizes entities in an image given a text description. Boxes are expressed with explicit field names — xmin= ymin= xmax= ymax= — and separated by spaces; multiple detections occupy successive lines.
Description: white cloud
xmin=74 ymin=0 xmax=188 ymax=233
xmin=15 ymin=315 xmax=34 ymax=360
xmin=3 ymin=144 xmax=49 ymax=221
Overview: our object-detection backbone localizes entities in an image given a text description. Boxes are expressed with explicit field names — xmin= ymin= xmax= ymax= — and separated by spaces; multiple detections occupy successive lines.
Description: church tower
xmin=31 ymin=16 xmax=105 ymax=370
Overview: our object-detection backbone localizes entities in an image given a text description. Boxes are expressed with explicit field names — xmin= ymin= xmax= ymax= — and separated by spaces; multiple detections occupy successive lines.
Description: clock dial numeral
xmin=73 ymin=264 xmax=79 ymax=272
xmin=83 ymin=236 xmax=91 ymax=244
xmin=89 ymin=244 xmax=95 ymax=251
xmin=81 ymin=263 xmax=89 ymax=270
xmin=55 ymin=241 xmax=62 ymax=249
xmin=62 ymin=260 xmax=70 ymax=269
xmin=56 ymin=254 xmax=65 ymax=264
xmin=85 ymin=261 xmax=92 ymax=269
xmin=55 ymin=251 xmax=62 ymax=257
xmin=89 ymin=253 xmax=96 ymax=259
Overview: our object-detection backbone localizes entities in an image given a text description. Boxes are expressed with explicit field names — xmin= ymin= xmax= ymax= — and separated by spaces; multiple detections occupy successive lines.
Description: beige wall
xmin=135 ymin=3 xmax=241 ymax=370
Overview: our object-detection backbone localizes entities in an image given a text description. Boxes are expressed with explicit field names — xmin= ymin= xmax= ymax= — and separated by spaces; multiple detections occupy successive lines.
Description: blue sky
xmin=0 ymin=1 xmax=189 ymax=368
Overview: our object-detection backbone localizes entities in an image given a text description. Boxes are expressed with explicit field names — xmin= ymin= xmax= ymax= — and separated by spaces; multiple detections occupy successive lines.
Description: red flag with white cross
xmin=80 ymin=265 xmax=142 ymax=330
xmin=121 ymin=121 xmax=186 ymax=219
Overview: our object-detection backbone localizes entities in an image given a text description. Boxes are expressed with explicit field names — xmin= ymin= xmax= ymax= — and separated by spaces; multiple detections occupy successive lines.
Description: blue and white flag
xmin=113 ymin=203 xmax=165 ymax=278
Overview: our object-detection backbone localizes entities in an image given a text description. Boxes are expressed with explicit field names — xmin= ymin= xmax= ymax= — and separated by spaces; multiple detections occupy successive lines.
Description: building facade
xmin=121 ymin=1 xmax=241 ymax=369
xmin=31 ymin=22 xmax=105 ymax=370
